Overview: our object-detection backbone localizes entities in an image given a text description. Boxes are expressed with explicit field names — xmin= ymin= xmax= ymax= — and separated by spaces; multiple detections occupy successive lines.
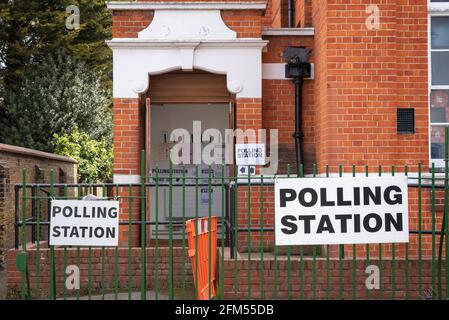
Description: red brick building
xmin=5 ymin=0 xmax=449 ymax=301
xmin=106 ymin=0 xmax=449 ymax=175
xmin=106 ymin=0 xmax=447 ymax=240
xmin=54 ymin=0 xmax=445 ymax=299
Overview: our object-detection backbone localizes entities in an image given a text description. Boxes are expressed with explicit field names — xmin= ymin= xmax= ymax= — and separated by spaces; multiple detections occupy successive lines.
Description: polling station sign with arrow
xmin=274 ymin=176 xmax=409 ymax=246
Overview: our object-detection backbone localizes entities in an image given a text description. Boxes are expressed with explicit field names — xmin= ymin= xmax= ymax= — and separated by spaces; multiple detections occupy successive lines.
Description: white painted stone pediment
xmin=107 ymin=9 xmax=267 ymax=99
xmin=138 ymin=10 xmax=236 ymax=41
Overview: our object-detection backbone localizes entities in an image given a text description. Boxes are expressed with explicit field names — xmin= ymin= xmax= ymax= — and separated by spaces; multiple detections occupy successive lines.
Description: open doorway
xmin=149 ymin=103 xmax=230 ymax=239
xmin=144 ymin=71 xmax=234 ymax=240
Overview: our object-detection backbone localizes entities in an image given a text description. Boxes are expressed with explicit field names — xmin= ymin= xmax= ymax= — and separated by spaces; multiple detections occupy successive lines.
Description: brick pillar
xmin=113 ymin=98 xmax=144 ymax=247
xmin=113 ymin=98 xmax=142 ymax=176
xmin=235 ymin=98 xmax=264 ymax=252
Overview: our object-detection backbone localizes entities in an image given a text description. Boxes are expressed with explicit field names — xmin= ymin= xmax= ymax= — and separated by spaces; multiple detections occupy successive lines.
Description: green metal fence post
xmin=114 ymin=184 xmax=119 ymax=301
xmin=63 ymin=185 xmax=68 ymax=300
xmin=443 ymin=127 xmax=449 ymax=299
xmin=221 ymin=165 xmax=225 ymax=299
xmin=247 ymin=165 xmax=251 ymax=299
xmin=273 ymin=168 xmax=278 ymax=299
xmin=365 ymin=165 xmax=370 ymax=300
xmin=299 ymin=164 xmax=304 ymax=300
xmin=128 ymin=185 xmax=133 ymax=300
xmin=286 ymin=164 xmax=291 ymax=300
xmin=168 ymin=156 xmax=174 ymax=300
xmin=77 ymin=185 xmax=81 ymax=301
xmin=140 ymin=150 xmax=147 ymax=300
xmin=352 ymin=165 xmax=357 ymax=300
xmin=391 ymin=165 xmax=396 ymax=300
xmin=312 ymin=164 xmax=317 ymax=300
xmin=431 ymin=163 xmax=436 ymax=299
xmin=405 ymin=165 xmax=409 ymax=300
xmin=418 ymin=163 xmax=423 ymax=297
xmin=233 ymin=166 xmax=238 ymax=299
xmin=325 ymin=164 xmax=330 ymax=300
xmin=260 ymin=174 xmax=265 ymax=300
xmin=208 ymin=165 xmax=212 ymax=300
xmin=20 ymin=169 xmax=29 ymax=300
xmin=182 ymin=166 xmax=187 ymax=295
xmin=155 ymin=165 xmax=160 ymax=300
xmin=378 ymin=165 xmax=383 ymax=300
xmin=339 ymin=165 xmax=343 ymax=300
xmin=36 ymin=184 xmax=41 ymax=299
xmin=49 ymin=170 xmax=56 ymax=300
xmin=195 ymin=166 xmax=200 ymax=300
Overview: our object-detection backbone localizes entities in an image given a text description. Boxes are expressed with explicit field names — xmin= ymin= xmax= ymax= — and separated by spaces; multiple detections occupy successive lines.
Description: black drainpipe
xmin=283 ymin=47 xmax=311 ymax=176
xmin=293 ymin=77 xmax=304 ymax=175
xmin=288 ymin=0 xmax=294 ymax=28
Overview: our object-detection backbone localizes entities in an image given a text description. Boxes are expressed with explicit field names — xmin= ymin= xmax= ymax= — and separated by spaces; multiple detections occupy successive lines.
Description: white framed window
xmin=429 ymin=0 xmax=449 ymax=167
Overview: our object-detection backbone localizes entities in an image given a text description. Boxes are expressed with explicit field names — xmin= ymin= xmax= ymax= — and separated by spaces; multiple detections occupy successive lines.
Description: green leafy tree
xmin=0 ymin=0 xmax=112 ymax=93
xmin=0 ymin=51 xmax=112 ymax=152
xmin=53 ymin=129 xmax=113 ymax=183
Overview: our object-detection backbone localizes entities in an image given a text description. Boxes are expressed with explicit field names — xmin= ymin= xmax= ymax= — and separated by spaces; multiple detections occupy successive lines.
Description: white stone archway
xmin=106 ymin=8 xmax=268 ymax=99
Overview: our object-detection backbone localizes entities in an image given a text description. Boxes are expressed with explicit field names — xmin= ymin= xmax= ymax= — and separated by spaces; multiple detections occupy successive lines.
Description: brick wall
xmin=7 ymin=247 xmax=194 ymax=298
xmin=0 ymin=145 xmax=77 ymax=264
xmin=222 ymin=257 xmax=446 ymax=300
xmin=111 ymin=8 xmax=265 ymax=40
xmin=112 ymin=10 xmax=154 ymax=38
xmin=295 ymin=0 xmax=312 ymax=27
xmin=268 ymin=0 xmax=282 ymax=28
xmin=221 ymin=10 xmax=264 ymax=38
xmin=311 ymin=0 xmax=429 ymax=172
xmin=6 ymin=247 xmax=446 ymax=300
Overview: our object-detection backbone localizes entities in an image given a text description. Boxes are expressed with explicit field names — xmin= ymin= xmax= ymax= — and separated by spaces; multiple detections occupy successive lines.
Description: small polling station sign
xmin=274 ymin=176 xmax=409 ymax=246
xmin=235 ymin=143 xmax=266 ymax=166
xmin=49 ymin=200 xmax=119 ymax=247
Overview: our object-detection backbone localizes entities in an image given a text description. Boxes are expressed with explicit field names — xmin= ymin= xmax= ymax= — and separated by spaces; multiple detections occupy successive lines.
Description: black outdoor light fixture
xmin=283 ymin=46 xmax=312 ymax=176
xmin=284 ymin=46 xmax=312 ymax=79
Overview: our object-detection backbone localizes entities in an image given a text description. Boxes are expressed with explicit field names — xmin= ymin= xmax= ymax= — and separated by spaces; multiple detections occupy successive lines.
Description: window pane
xmin=432 ymin=52 xmax=449 ymax=85
xmin=432 ymin=17 xmax=449 ymax=49
xmin=431 ymin=0 xmax=449 ymax=2
xmin=431 ymin=91 xmax=449 ymax=123
xmin=431 ymin=126 xmax=448 ymax=159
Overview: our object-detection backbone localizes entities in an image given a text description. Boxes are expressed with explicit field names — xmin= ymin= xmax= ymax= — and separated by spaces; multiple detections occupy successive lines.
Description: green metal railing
xmin=12 ymin=133 xmax=449 ymax=301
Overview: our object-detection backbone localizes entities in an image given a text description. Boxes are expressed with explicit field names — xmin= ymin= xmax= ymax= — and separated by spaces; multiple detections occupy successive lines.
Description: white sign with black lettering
xmin=235 ymin=143 xmax=265 ymax=166
xmin=50 ymin=200 xmax=119 ymax=247
xmin=275 ymin=176 xmax=409 ymax=246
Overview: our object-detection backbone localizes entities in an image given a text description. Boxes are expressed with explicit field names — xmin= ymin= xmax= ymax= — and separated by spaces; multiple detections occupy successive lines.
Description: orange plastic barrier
xmin=185 ymin=216 xmax=217 ymax=300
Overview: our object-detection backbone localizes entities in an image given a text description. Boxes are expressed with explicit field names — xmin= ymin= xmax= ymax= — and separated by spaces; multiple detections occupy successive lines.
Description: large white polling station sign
xmin=50 ymin=200 xmax=119 ymax=246
xmin=275 ymin=176 xmax=409 ymax=246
